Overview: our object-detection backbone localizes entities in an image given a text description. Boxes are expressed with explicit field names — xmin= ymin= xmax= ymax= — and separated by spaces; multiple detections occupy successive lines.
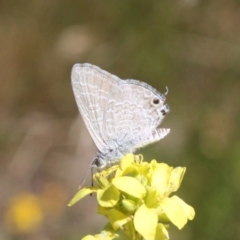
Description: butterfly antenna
xmin=78 ymin=163 xmax=92 ymax=189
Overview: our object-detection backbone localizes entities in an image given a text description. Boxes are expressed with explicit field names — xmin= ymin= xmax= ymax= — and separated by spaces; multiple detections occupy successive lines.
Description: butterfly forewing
xmin=71 ymin=64 xmax=120 ymax=152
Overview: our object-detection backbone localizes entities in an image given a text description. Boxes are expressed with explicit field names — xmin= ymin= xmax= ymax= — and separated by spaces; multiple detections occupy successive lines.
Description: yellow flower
xmin=5 ymin=193 xmax=43 ymax=234
xmin=68 ymin=154 xmax=195 ymax=240
xmin=82 ymin=224 xmax=119 ymax=240
xmin=82 ymin=230 xmax=118 ymax=240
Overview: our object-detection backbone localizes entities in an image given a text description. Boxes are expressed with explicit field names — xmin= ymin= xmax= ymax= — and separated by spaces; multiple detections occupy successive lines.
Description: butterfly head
xmin=91 ymin=155 xmax=107 ymax=170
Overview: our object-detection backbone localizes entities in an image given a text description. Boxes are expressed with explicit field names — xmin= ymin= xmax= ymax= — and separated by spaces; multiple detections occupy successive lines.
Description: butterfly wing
xmin=71 ymin=63 xmax=121 ymax=152
xmin=71 ymin=63 xmax=170 ymax=157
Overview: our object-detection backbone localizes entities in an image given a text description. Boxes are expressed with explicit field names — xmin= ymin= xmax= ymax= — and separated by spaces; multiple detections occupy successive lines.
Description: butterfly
xmin=71 ymin=63 xmax=170 ymax=170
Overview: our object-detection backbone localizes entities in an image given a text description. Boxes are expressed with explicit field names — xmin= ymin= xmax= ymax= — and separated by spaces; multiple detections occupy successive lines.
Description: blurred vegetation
xmin=1 ymin=1 xmax=240 ymax=239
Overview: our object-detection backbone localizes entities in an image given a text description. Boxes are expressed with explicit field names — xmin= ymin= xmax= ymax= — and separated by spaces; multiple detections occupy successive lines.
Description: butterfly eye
xmin=151 ymin=97 xmax=160 ymax=106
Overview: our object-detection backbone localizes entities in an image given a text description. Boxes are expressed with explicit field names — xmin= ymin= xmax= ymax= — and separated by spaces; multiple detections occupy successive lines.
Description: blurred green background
xmin=1 ymin=1 xmax=240 ymax=239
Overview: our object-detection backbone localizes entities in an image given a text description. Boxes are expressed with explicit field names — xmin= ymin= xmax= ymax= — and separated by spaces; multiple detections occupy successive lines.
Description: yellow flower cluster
xmin=68 ymin=154 xmax=195 ymax=240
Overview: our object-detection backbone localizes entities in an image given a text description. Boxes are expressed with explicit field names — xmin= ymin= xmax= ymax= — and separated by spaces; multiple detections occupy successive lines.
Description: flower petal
xmin=134 ymin=204 xmax=158 ymax=240
xmin=82 ymin=230 xmax=118 ymax=240
xmin=172 ymin=195 xmax=195 ymax=220
xmin=154 ymin=224 xmax=169 ymax=240
xmin=115 ymin=154 xmax=136 ymax=177
xmin=68 ymin=187 xmax=97 ymax=206
xmin=97 ymin=184 xmax=120 ymax=207
xmin=119 ymin=153 xmax=135 ymax=170
xmin=112 ymin=176 xmax=146 ymax=199
xmin=151 ymin=163 xmax=172 ymax=196
xmin=93 ymin=173 xmax=110 ymax=188
xmin=82 ymin=235 xmax=95 ymax=240
xmin=168 ymin=167 xmax=186 ymax=192
xmin=160 ymin=196 xmax=194 ymax=229
xmin=98 ymin=207 xmax=131 ymax=231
